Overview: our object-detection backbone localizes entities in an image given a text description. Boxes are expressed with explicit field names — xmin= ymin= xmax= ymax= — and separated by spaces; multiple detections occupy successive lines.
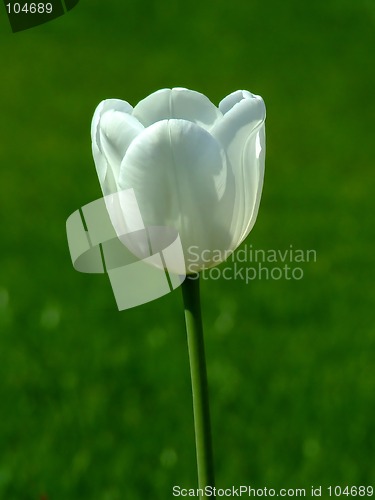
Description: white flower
xmin=91 ymin=88 xmax=266 ymax=274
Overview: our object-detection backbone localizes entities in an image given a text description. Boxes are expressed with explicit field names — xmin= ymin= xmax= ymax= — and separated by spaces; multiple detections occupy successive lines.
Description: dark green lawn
xmin=0 ymin=0 xmax=374 ymax=497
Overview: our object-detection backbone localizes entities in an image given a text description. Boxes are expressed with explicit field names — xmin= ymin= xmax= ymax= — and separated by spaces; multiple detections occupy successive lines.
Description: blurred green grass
xmin=0 ymin=0 xmax=375 ymax=497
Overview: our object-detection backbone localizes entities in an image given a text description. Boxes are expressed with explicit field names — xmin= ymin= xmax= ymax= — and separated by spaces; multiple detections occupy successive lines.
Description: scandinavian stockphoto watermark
xmin=186 ymin=244 xmax=317 ymax=282
xmin=66 ymin=188 xmax=317 ymax=310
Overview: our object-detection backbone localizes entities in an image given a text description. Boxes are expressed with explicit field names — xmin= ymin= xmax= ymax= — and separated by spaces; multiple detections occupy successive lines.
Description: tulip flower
xmin=91 ymin=88 xmax=266 ymax=274
xmin=81 ymin=87 xmax=267 ymax=499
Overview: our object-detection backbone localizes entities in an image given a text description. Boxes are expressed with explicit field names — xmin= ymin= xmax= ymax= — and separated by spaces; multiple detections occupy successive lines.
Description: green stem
xmin=182 ymin=274 xmax=216 ymax=499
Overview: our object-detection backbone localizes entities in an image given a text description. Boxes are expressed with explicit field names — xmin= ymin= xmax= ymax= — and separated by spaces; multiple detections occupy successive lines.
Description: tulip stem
xmin=182 ymin=274 xmax=216 ymax=499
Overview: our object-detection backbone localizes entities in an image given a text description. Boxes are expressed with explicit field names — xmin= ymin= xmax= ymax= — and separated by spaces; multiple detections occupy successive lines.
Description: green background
xmin=1 ymin=0 xmax=374 ymax=497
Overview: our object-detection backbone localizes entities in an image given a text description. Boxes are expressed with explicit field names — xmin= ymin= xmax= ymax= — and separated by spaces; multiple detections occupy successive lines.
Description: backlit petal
xmin=219 ymin=90 xmax=255 ymax=115
xmin=211 ymin=93 xmax=266 ymax=246
xmin=91 ymin=99 xmax=143 ymax=195
xmin=118 ymin=119 xmax=233 ymax=271
xmin=236 ymin=124 xmax=266 ymax=245
xmin=132 ymin=88 xmax=222 ymax=130
xmin=212 ymin=93 xmax=265 ymax=157
xmin=99 ymin=112 xmax=144 ymax=182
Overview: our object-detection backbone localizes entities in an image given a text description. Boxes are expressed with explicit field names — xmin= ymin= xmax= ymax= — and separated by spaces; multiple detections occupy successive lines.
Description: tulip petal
xmin=118 ymin=119 xmax=234 ymax=271
xmin=132 ymin=88 xmax=223 ymax=130
xmin=237 ymin=124 xmax=266 ymax=244
xmin=92 ymin=100 xmax=130 ymax=187
xmin=211 ymin=92 xmax=266 ymax=247
xmin=212 ymin=92 xmax=266 ymax=152
xmin=99 ymin=112 xmax=144 ymax=180
xmin=219 ymin=90 xmax=255 ymax=115
xmin=91 ymin=99 xmax=143 ymax=195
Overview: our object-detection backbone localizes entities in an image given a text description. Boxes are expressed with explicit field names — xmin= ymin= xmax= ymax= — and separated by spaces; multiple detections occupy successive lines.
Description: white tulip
xmin=91 ymin=88 xmax=266 ymax=274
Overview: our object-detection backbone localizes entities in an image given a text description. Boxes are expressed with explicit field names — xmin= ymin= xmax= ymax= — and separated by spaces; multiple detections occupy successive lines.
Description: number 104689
xmin=327 ymin=486 xmax=374 ymax=496
xmin=6 ymin=3 xmax=53 ymax=14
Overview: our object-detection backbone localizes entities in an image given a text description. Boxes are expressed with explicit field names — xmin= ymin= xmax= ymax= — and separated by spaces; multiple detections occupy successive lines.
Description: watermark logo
xmin=66 ymin=189 xmax=186 ymax=311
xmin=66 ymin=190 xmax=317 ymax=310
xmin=3 ymin=0 xmax=80 ymax=33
